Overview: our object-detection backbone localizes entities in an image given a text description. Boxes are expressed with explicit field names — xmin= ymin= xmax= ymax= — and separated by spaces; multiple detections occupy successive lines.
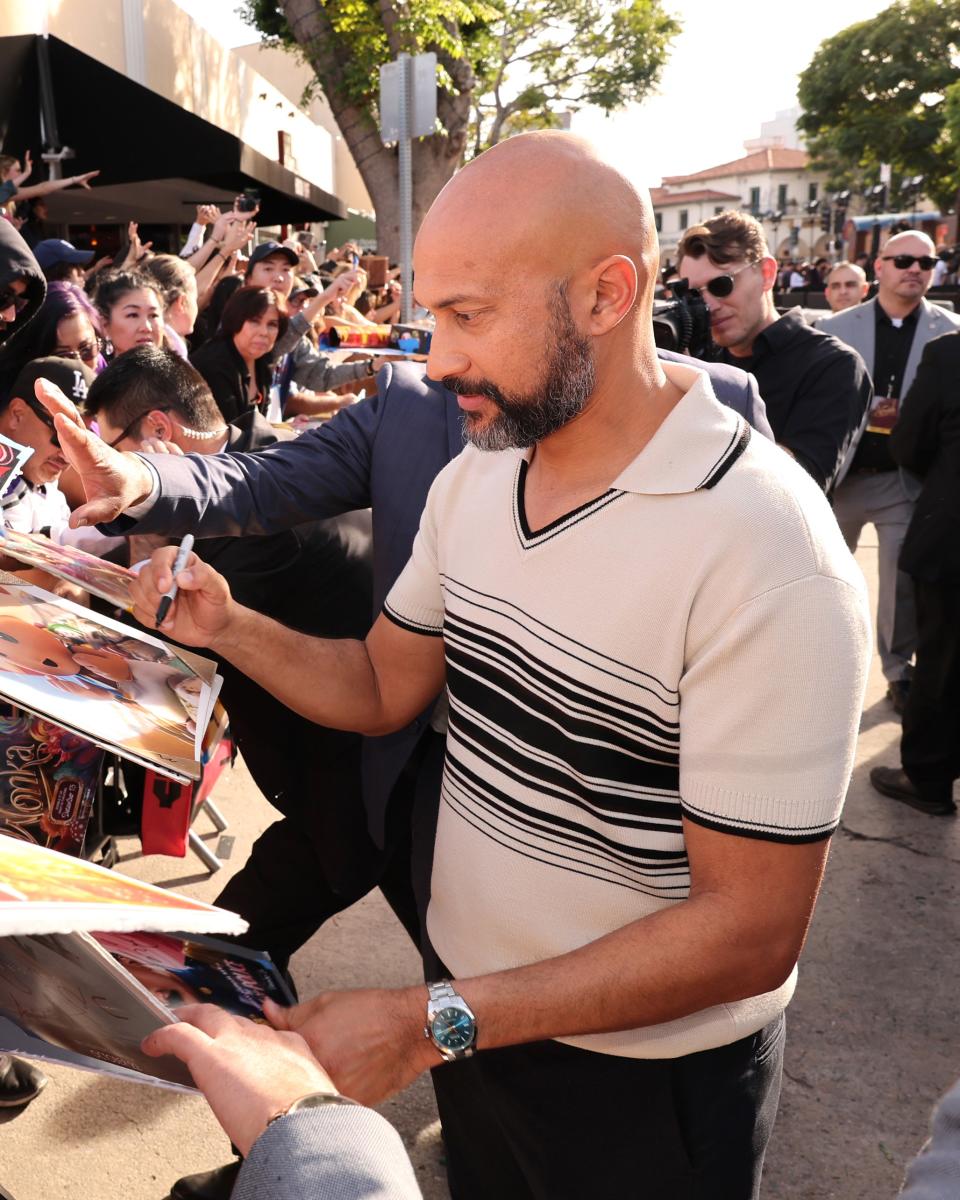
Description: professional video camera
xmin=651 ymin=283 xmax=715 ymax=360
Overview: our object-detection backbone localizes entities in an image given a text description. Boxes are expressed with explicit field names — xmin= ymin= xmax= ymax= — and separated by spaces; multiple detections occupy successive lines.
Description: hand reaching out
xmin=33 ymin=378 xmax=155 ymax=525
xmin=12 ymin=151 xmax=32 ymax=186
xmin=142 ymin=1005 xmax=338 ymax=1157
xmin=264 ymin=987 xmax=433 ymax=1107
xmin=219 ymin=220 xmax=256 ymax=257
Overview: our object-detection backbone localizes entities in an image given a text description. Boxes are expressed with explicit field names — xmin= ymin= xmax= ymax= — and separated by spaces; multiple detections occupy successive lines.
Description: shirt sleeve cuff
xmin=123 ymin=457 xmax=161 ymax=517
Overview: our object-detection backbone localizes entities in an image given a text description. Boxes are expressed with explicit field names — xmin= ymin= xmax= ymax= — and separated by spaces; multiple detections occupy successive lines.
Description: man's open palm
xmin=34 ymin=379 xmax=154 ymax=527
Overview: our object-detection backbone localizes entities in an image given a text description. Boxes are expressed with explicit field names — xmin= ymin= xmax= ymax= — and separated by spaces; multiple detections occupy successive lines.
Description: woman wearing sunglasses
xmin=0 ymin=281 xmax=105 ymax=402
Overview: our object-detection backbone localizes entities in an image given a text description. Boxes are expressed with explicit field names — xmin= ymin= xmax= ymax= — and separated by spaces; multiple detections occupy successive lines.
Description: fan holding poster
xmin=0 ymin=431 xmax=32 ymax=501
xmin=0 ymin=576 xmax=220 ymax=782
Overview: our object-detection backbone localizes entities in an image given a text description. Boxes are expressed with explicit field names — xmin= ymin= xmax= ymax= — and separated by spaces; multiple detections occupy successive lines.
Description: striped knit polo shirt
xmin=385 ymin=361 xmax=871 ymax=1059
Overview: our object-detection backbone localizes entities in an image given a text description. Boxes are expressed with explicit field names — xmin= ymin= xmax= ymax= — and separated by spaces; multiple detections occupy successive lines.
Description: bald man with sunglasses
xmin=677 ymin=210 xmax=871 ymax=495
xmin=818 ymin=230 xmax=960 ymax=717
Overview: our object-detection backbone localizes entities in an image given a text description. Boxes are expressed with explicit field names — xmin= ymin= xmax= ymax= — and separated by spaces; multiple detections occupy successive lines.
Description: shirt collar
xmin=875 ymin=300 xmax=920 ymax=328
xmin=750 ymin=306 xmax=808 ymax=357
xmin=610 ymin=360 xmax=748 ymax=496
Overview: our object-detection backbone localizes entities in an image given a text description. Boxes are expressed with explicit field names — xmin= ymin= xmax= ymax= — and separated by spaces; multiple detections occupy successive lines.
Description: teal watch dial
xmin=430 ymin=1005 xmax=476 ymax=1052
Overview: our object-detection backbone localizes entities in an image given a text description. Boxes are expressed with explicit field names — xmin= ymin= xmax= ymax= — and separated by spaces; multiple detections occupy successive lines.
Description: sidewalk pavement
xmin=0 ymin=537 xmax=957 ymax=1199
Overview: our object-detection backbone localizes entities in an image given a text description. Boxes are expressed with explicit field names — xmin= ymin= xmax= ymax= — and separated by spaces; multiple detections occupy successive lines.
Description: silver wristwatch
xmin=424 ymin=980 xmax=478 ymax=1061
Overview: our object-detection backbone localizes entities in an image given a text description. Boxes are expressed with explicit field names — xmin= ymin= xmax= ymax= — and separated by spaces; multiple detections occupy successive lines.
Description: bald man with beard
xmin=48 ymin=133 xmax=869 ymax=1199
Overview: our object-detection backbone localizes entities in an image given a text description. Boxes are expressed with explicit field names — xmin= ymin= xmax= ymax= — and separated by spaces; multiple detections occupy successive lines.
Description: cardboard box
xmin=389 ymin=324 xmax=432 ymax=353
xmin=359 ymin=255 xmax=389 ymax=288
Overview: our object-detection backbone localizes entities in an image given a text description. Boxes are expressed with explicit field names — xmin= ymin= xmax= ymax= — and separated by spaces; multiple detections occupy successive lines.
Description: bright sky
xmin=172 ymin=0 xmax=890 ymax=187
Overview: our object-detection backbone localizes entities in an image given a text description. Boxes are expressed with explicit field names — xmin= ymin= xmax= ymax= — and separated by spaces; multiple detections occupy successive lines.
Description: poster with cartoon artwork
xmin=0 ymin=578 xmax=221 ymax=782
xmin=0 ymin=709 xmax=103 ymax=855
xmin=0 ymin=527 xmax=136 ymax=611
xmin=0 ymin=835 xmax=247 ymax=938
xmin=0 ymin=432 xmax=33 ymax=500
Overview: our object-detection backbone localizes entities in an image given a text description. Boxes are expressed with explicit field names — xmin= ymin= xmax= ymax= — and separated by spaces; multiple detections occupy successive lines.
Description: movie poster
xmin=0 ymin=527 xmax=136 ymax=611
xmin=0 ymin=580 xmax=220 ymax=782
xmin=0 ymin=709 xmax=103 ymax=855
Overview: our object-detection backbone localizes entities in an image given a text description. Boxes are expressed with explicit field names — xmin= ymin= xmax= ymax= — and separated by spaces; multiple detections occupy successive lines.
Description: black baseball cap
xmin=289 ymin=273 xmax=321 ymax=299
xmin=34 ymin=239 xmax=95 ymax=271
xmin=246 ymin=241 xmax=299 ymax=274
xmin=9 ymin=356 xmax=97 ymax=410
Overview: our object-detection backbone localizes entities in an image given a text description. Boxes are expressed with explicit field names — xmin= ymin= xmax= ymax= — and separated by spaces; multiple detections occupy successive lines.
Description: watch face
xmin=431 ymin=1005 xmax=475 ymax=1051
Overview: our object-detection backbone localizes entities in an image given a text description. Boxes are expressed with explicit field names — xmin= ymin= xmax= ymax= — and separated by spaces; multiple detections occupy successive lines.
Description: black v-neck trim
xmin=515 ymin=458 xmax=621 ymax=544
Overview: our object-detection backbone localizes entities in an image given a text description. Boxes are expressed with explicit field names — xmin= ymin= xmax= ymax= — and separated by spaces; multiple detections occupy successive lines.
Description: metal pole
xmin=398 ymin=53 xmax=413 ymax=325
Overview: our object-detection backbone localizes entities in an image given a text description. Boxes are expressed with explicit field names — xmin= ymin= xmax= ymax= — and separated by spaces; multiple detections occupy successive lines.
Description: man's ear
xmin=759 ymin=256 xmax=779 ymax=292
xmin=5 ymin=397 xmax=28 ymax=430
xmin=146 ymin=409 xmax=177 ymax=441
xmin=585 ymin=255 xmax=638 ymax=336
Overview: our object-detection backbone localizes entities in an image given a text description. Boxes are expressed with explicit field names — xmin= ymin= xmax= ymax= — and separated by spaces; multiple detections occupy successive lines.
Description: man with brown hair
xmin=677 ymin=210 xmax=871 ymax=493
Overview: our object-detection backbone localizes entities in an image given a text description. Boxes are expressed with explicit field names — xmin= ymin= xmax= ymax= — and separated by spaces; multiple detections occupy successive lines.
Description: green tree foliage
xmin=797 ymin=0 xmax=960 ymax=211
xmin=464 ymin=1 xmax=681 ymax=152
xmin=242 ymin=1 xmax=679 ymax=253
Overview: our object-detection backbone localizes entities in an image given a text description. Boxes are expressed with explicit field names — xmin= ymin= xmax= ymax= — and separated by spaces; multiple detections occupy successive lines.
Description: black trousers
xmin=215 ymin=730 xmax=445 ymax=972
xmin=429 ymin=1016 xmax=785 ymax=1200
xmin=901 ymin=579 xmax=960 ymax=802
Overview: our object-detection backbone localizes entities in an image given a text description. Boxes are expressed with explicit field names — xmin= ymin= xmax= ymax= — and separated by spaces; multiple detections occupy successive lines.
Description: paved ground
xmin=0 ymin=536 xmax=957 ymax=1199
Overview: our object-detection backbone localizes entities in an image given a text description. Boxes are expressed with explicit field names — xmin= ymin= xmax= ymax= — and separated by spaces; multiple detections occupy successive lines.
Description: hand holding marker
xmin=155 ymin=534 xmax=195 ymax=628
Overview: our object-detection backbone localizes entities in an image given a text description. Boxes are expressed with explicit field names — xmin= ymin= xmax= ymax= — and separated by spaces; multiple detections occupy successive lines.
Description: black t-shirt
xmin=849 ymin=303 xmax=919 ymax=472
xmin=719 ymin=308 xmax=872 ymax=492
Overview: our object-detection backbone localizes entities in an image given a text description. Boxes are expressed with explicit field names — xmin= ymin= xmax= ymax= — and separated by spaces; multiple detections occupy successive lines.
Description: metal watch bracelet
xmin=266 ymin=1090 xmax=360 ymax=1128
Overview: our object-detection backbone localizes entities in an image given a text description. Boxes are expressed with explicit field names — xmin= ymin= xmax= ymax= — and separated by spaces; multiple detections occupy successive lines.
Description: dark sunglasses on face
xmin=0 ymin=288 xmax=29 ymax=315
xmin=54 ymin=341 xmax=99 ymax=364
xmin=881 ymin=254 xmax=937 ymax=271
xmin=23 ymin=397 xmax=61 ymax=449
xmin=676 ymin=260 xmax=760 ymax=300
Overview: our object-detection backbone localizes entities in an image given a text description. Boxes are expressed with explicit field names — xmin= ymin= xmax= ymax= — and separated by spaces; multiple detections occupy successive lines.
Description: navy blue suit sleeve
xmin=98 ymin=366 xmax=393 ymax=539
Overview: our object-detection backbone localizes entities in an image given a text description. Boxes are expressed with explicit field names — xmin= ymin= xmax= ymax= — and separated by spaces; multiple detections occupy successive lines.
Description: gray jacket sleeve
xmin=233 ymin=1107 xmax=424 ymax=1200
xmin=900 ymin=1078 xmax=960 ymax=1198
xmin=291 ymin=337 xmax=371 ymax=392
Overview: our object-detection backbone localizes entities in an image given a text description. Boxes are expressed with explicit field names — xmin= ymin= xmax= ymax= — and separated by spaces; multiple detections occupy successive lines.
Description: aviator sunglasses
xmin=880 ymin=254 xmax=937 ymax=271
xmin=675 ymin=260 xmax=760 ymax=299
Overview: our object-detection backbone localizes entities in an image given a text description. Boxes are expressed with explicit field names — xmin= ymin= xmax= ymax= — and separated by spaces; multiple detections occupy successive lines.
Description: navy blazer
xmin=102 ymin=356 xmax=771 ymax=842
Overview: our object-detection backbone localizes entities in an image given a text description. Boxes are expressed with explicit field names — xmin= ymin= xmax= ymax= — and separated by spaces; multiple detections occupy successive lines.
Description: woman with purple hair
xmin=0 ymin=281 xmax=104 ymax=400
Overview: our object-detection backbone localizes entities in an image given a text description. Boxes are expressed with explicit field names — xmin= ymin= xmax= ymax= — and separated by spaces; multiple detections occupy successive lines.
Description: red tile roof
xmin=649 ymin=188 xmax=741 ymax=207
xmin=662 ymin=148 xmax=809 ymax=186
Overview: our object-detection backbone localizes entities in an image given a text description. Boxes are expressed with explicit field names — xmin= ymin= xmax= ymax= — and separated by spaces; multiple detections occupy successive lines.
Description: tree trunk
xmin=280 ymin=0 xmax=474 ymax=261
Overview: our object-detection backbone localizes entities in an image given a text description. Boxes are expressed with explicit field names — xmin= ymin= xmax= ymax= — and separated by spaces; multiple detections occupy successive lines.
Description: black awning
xmin=0 ymin=33 xmax=347 ymax=225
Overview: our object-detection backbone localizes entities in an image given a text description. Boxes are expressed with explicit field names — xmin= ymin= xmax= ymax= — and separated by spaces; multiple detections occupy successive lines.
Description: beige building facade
xmin=1 ymin=0 xmax=353 ymax=234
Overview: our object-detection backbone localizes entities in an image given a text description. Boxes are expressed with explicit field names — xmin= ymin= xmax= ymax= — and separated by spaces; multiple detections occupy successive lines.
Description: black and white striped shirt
xmin=386 ymin=366 xmax=870 ymax=1058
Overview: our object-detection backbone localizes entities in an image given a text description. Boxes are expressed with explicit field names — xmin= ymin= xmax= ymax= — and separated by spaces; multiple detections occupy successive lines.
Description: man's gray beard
xmin=462 ymin=288 xmax=596 ymax=452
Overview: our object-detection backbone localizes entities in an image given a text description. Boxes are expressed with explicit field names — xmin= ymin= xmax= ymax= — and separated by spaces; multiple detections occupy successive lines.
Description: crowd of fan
xmin=2 ymin=138 xmax=960 ymax=1200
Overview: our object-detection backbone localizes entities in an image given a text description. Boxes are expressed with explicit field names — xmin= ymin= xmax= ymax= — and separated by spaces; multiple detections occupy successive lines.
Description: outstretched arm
xmin=129 ymin=547 xmax=446 ymax=736
xmin=34 ymin=372 xmax=384 ymax=536
xmin=142 ymin=1006 xmax=423 ymax=1198
xmin=11 ymin=169 xmax=99 ymax=201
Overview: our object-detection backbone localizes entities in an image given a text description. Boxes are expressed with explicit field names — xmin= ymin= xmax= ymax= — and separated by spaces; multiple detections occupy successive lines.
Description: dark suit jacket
xmin=890 ymin=331 xmax=960 ymax=581
xmin=175 ymin=408 xmax=378 ymax=891
xmin=102 ymin=356 xmax=773 ymax=843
